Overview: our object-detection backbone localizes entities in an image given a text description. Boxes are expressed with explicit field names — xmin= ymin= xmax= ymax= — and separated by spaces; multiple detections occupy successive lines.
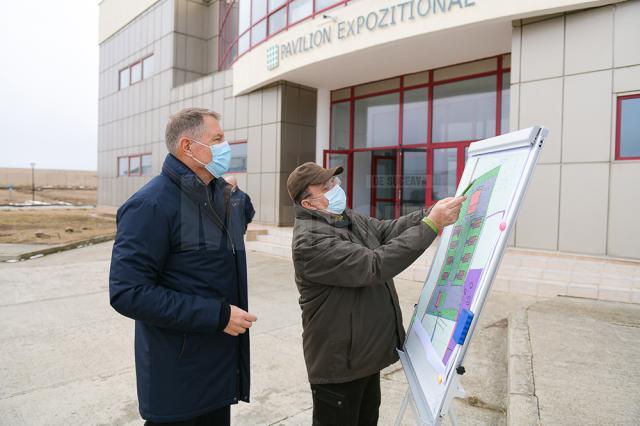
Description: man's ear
xmin=179 ymin=137 xmax=192 ymax=157
xmin=300 ymin=199 xmax=313 ymax=210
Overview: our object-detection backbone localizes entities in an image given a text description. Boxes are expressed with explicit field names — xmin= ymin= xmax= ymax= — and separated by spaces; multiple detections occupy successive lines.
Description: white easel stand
xmin=394 ymin=371 xmax=466 ymax=426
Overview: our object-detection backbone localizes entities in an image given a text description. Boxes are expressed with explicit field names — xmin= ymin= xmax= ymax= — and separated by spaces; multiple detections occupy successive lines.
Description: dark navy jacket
xmin=109 ymin=154 xmax=250 ymax=422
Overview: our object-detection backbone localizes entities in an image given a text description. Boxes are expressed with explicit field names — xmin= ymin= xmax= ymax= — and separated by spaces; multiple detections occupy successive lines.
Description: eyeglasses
xmin=303 ymin=176 xmax=341 ymax=201
xmin=321 ymin=176 xmax=341 ymax=191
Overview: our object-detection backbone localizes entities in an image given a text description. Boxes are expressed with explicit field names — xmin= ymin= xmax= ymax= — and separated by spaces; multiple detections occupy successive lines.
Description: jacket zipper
xmin=205 ymin=185 xmax=236 ymax=255
xmin=348 ymin=312 xmax=354 ymax=369
xmin=179 ymin=334 xmax=186 ymax=358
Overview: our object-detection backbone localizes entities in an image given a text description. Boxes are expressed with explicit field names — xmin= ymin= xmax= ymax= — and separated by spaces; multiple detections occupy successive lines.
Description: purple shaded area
xmin=442 ymin=268 xmax=483 ymax=365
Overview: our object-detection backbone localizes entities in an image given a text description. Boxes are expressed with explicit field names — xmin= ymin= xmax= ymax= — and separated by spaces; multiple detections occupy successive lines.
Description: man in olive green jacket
xmin=287 ymin=162 xmax=464 ymax=425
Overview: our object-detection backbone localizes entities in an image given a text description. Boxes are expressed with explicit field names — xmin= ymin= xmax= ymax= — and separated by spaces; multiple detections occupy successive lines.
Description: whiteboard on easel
xmin=399 ymin=126 xmax=548 ymax=424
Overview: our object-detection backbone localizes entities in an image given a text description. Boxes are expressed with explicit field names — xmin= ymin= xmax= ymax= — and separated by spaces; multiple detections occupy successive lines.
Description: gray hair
xmin=165 ymin=107 xmax=221 ymax=155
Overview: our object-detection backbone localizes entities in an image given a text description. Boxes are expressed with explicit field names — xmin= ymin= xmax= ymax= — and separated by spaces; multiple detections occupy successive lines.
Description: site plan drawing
xmin=422 ymin=165 xmax=500 ymax=365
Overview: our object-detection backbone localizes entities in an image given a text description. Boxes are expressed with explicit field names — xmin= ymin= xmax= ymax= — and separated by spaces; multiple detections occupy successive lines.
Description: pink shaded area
xmin=442 ymin=268 xmax=483 ymax=365
xmin=499 ymin=222 xmax=507 ymax=231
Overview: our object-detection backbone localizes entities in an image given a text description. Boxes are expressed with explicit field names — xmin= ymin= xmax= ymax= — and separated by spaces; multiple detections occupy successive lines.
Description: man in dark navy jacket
xmin=224 ymin=175 xmax=255 ymax=234
xmin=109 ymin=108 xmax=257 ymax=425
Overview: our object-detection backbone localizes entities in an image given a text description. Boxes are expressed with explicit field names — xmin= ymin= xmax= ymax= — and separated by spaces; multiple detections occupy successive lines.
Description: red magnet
xmin=499 ymin=222 xmax=507 ymax=231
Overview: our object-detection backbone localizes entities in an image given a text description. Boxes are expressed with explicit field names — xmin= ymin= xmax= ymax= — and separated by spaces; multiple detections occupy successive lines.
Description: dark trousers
xmin=144 ymin=406 xmax=230 ymax=426
xmin=311 ymin=372 xmax=381 ymax=426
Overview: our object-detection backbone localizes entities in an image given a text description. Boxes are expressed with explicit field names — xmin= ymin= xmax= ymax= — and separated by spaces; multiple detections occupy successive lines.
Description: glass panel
xmin=251 ymin=19 xmax=267 ymax=46
xmin=315 ymin=0 xmax=339 ymax=11
xmin=331 ymin=101 xmax=350 ymax=150
xmin=129 ymin=156 xmax=141 ymax=175
xmin=252 ymin=0 xmax=267 ymax=23
xmin=238 ymin=32 xmax=250 ymax=55
xmin=289 ymin=0 xmax=312 ymax=23
xmin=142 ymin=55 xmax=154 ymax=79
xmin=376 ymin=202 xmax=395 ymax=220
xmin=432 ymin=148 xmax=457 ymax=200
xmin=620 ymin=97 xmax=640 ymax=158
xmin=402 ymin=88 xmax=428 ymax=145
xmin=501 ymin=72 xmax=510 ymax=134
xmin=352 ymin=151 xmax=371 ymax=216
xmin=131 ymin=62 xmax=142 ymax=84
xmin=373 ymin=155 xmax=395 ymax=200
xmin=119 ymin=68 xmax=130 ymax=89
xmin=432 ymin=75 xmax=496 ymax=142
xmin=269 ymin=0 xmax=287 ymax=11
xmin=327 ymin=153 xmax=349 ymax=196
xmin=402 ymin=149 xmax=427 ymax=215
xmin=141 ymin=154 xmax=152 ymax=175
xmin=239 ymin=0 xmax=251 ymax=32
xmin=268 ymin=7 xmax=286 ymax=35
xmin=354 ymin=93 xmax=399 ymax=148
xmin=118 ymin=157 xmax=129 ymax=176
xmin=229 ymin=143 xmax=248 ymax=172
xmin=372 ymin=151 xmax=396 ymax=220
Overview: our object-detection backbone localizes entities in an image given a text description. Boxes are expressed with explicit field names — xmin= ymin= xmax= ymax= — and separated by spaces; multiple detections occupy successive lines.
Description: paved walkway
xmin=0 ymin=242 xmax=638 ymax=425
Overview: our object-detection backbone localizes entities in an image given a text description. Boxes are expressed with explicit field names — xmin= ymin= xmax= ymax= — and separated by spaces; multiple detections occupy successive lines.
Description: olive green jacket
xmin=291 ymin=206 xmax=437 ymax=384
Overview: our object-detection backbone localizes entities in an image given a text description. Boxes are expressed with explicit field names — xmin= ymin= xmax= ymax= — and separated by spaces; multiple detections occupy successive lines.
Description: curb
xmin=507 ymin=309 xmax=540 ymax=426
xmin=2 ymin=234 xmax=116 ymax=262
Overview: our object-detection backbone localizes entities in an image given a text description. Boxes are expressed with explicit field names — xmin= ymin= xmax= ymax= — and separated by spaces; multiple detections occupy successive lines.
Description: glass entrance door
xmin=401 ymin=149 xmax=427 ymax=215
xmin=371 ymin=152 xmax=397 ymax=219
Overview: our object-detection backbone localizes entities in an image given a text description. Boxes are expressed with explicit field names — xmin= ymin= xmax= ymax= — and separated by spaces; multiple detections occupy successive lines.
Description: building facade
xmin=98 ymin=0 xmax=640 ymax=261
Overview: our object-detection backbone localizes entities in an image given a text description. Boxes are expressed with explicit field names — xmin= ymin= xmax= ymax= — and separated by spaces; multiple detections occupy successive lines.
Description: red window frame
xmin=227 ymin=140 xmax=248 ymax=174
xmin=615 ymin=93 xmax=640 ymax=161
xmin=117 ymin=153 xmax=152 ymax=177
xmin=118 ymin=54 xmax=154 ymax=90
xmin=218 ymin=0 xmax=350 ymax=71
xmin=324 ymin=55 xmax=510 ymax=217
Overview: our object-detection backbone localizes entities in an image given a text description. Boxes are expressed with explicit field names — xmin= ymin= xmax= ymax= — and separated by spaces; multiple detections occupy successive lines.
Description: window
xmin=228 ymin=141 xmax=248 ymax=173
xmin=289 ymin=0 xmax=312 ymax=24
xmin=131 ymin=62 xmax=142 ymax=84
xmin=141 ymin=154 xmax=152 ymax=175
xmin=330 ymin=101 xmax=350 ymax=150
xmin=118 ymin=54 xmax=154 ymax=90
xmin=142 ymin=55 xmax=154 ymax=79
xmin=616 ymin=94 xmax=640 ymax=160
xmin=432 ymin=75 xmax=496 ymax=143
xmin=119 ymin=69 xmax=130 ymax=90
xmin=129 ymin=156 xmax=141 ymax=175
xmin=118 ymin=157 xmax=129 ymax=177
xmin=353 ymin=93 xmax=400 ymax=148
xmin=218 ymin=0 xmax=348 ymax=71
xmin=326 ymin=55 xmax=510 ymax=217
xmin=117 ymin=153 xmax=153 ymax=177
xmin=403 ymin=88 xmax=429 ymax=145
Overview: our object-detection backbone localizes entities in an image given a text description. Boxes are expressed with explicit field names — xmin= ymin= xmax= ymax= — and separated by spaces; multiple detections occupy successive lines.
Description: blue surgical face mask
xmin=323 ymin=183 xmax=346 ymax=215
xmin=190 ymin=139 xmax=232 ymax=178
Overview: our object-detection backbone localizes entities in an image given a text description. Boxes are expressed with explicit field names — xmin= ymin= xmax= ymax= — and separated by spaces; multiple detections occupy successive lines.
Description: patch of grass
xmin=0 ymin=209 xmax=115 ymax=244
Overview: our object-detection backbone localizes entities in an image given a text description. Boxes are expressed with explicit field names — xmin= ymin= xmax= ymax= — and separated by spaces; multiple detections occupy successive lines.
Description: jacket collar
xmin=294 ymin=205 xmax=351 ymax=228
xmin=161 ymin=154 xmax=224 ymax=201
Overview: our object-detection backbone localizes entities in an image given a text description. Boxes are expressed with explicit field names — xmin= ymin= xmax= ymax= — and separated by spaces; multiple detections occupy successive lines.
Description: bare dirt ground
xmin=0 ymin=209 xmax=115 ymax=245
xmin=0 ymin=187 xmax=97 ymax=206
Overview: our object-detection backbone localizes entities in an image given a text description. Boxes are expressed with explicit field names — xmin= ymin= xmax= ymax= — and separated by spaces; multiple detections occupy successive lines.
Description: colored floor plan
xmin=421 ymin=166 xmax=501 ymax=365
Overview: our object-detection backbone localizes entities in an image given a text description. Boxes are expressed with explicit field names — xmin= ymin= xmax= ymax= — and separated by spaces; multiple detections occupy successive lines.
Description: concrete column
xmin=315 ymin=88 xmax=330 ymax=165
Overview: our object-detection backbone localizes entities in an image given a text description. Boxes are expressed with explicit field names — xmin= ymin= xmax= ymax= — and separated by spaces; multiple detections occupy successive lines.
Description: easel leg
xmin=395 ymin=388 xmax=411 ymax=426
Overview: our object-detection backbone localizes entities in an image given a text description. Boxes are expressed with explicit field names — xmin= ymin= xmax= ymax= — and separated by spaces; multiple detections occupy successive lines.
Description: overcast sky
xmin=0 ymin=1 xmax=99 ymax=171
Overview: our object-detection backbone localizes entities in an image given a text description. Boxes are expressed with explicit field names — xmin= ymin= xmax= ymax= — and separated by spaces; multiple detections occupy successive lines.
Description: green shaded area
xmin=436 ymin=166 xmax=501 ymax=288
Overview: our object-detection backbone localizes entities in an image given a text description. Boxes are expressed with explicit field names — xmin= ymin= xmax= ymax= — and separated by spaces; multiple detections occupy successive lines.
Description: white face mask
xmin=323 ymin=184 xmax=347 ymax=215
